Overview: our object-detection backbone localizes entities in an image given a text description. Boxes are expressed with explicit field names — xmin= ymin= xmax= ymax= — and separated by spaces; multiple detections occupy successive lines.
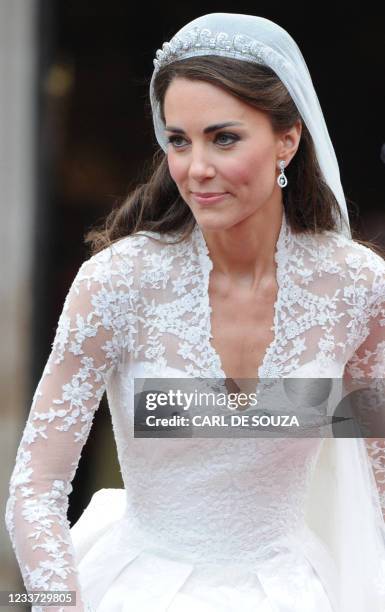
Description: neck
xmin=200 ymin=203 xmax=284 ymax=289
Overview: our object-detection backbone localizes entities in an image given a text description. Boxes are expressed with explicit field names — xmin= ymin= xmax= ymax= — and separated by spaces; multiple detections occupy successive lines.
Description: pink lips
xmin=191 ymin=192 xmax=228 ymax=204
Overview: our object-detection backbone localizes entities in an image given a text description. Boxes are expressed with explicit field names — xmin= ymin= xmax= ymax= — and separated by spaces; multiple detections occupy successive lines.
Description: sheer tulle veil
xmin=149 ymin=13 xmax=385 ymax=609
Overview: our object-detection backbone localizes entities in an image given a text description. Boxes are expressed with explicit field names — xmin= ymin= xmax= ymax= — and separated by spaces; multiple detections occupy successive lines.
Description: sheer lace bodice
xmin=5 ymin=212 xmax=385 ymax=611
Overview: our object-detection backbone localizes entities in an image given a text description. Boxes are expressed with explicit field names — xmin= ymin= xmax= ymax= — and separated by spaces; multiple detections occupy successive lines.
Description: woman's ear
xmin=277 ymin=119 xmax=302 ymax=166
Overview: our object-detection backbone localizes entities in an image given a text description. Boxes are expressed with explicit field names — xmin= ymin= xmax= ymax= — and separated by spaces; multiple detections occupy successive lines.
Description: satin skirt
xmin=70 ymin=489 xmax=336 ymax=612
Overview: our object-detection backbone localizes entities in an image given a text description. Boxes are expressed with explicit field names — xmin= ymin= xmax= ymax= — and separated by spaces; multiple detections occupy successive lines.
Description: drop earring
xmin=277 ymin=160 xmax=288 ymax=188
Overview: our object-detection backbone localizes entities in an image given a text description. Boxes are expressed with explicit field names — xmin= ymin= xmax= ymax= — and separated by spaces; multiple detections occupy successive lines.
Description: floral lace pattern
xmin=5 ymin=212 xmax=385 ymax=609
xmin=5 ymin=248 xmax=141 ymax=611
xmin=343 ymin=287 xmax=385 ymax=525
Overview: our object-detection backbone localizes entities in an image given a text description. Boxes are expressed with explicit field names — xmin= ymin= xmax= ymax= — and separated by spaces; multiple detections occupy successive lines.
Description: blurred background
xmin=1 ymin=0 xmax=384 ymax=600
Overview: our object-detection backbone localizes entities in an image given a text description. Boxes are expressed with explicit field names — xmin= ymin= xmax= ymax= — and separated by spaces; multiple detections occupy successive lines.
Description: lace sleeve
xmin=4 ymin=252 xmax=131 ymax=612
xmin=343 ymin=291 xmax=385 ymax=522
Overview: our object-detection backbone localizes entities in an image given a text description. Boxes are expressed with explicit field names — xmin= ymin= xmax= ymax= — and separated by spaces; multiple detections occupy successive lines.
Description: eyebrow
xmin=164 ymin=121 xmax=244 ymax=134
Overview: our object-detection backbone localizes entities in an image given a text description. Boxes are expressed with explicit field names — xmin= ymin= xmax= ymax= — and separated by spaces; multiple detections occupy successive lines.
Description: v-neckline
xmin=193 ymin=213 xmax=289 ymax=382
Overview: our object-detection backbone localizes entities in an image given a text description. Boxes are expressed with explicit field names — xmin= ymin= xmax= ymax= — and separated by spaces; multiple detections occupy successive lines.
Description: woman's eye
xmin=215 ymin=132 xmax=239 ymax=146
xmin=167 ymin=135 xmax=187 ymax=148
xmin=167 ymin=132 xmax=239 ymax=149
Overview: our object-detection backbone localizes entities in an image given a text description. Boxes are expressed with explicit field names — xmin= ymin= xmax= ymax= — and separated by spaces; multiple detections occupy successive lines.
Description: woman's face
xmin=163 ymin=77 xmax=300 ymax=231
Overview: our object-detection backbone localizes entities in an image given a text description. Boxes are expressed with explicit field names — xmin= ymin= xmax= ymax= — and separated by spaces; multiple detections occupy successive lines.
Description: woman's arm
xmin=4 ymin=254 xmax=129 ymax=612
xmin=343 ymin=296 xmax=385 ymax=522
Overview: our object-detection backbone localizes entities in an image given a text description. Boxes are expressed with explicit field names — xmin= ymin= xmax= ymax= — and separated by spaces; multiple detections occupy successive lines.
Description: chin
xmin=193 ymin=213 xmax=243 ymax=232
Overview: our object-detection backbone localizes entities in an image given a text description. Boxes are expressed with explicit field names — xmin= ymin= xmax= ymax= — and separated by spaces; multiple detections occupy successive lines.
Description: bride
xmin=5 ymin=12 xmax=385 ymax=612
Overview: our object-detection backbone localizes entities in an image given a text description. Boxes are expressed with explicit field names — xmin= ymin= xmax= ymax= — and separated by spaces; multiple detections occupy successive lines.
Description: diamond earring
xmin=277 ymin=160 xmax=288 ymax=188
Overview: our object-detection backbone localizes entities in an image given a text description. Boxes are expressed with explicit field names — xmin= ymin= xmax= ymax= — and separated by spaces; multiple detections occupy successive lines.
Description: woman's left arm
xmin=343 ymin=291 xmax=385 ymax=521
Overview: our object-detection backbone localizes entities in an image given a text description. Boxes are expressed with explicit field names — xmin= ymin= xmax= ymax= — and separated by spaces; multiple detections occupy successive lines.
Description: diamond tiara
xmin=153 ymin=26 xmax=291 ymax=73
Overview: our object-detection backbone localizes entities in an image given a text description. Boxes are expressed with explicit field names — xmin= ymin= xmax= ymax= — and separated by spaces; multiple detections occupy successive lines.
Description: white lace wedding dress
xmin=5 ymin=212 xmax=385 ymax=611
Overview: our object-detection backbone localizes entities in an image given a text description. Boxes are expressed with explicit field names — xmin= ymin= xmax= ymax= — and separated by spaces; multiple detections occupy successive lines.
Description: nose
xmin=188 ymin=146 xmax=216 ymax=180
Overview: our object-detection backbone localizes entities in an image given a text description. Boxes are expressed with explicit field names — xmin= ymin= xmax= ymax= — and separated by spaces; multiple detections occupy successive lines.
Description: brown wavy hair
xmin=85 ymin=56 xmax=383 ymax=258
